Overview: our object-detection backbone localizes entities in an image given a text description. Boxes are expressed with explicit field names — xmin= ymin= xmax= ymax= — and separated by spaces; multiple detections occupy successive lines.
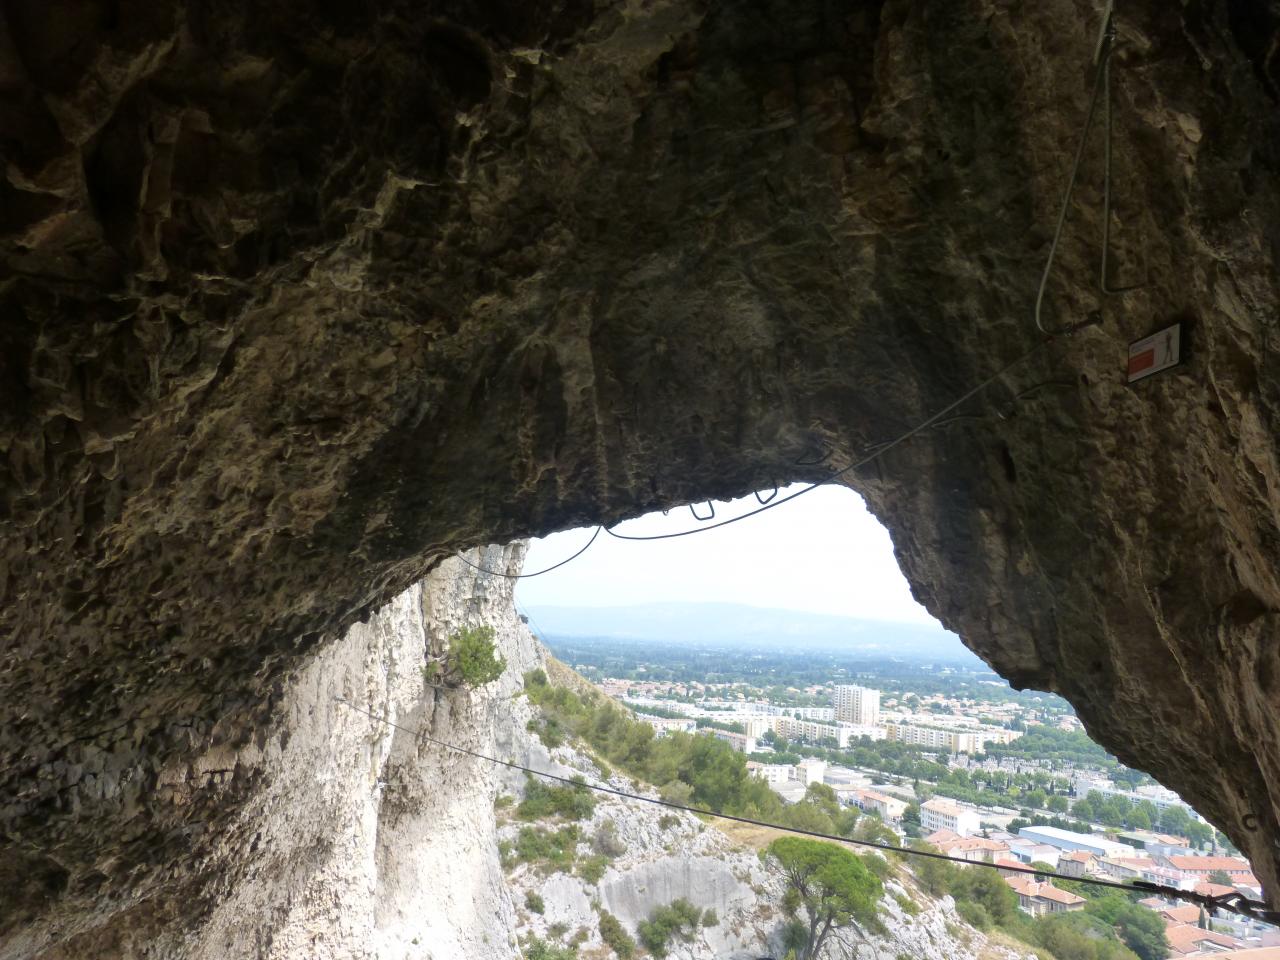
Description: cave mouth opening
xmin=510 ymin=482 xmax=1235 ymax=860
xmin=516 ymin=483 xmax=940 ymax=634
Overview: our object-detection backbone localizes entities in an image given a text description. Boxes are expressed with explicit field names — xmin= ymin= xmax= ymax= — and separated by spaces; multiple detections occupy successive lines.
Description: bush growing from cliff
xmin=892 ymin=892 xmax=920 ymax=916
xmin=424 ymin=625 xmax=506 ymax=688
xmin=598 ymin=910 xmax=636 ymax=958
xmin=522 ymin=936 xmax=577 ymax=960
xmin=578 ymin=854 xmax=610 ymax=884
xmin=525 ymin=890 xmax=545 ymax=914
xmin=518 ymin=776 xmax=595 ymax=821
xmin=512 ymin=825 xmax=581 ymax=873
xmin=636 ymin=898 xmax=705 ymax=957
xmin=957 ymin=899 xmax=992 ymax=930
xmin=592 ymin=819 xmax=627 ymax=858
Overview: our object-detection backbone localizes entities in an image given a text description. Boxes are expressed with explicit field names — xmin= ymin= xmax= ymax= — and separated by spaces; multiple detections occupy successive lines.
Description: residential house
xmin=1158 ymin=905 xmax=1205 ymax=926
xmin=1057 ymin=850 xmax=1095 ymax=878
xmin=1194 ymin=882 xmax=1239 ymax=900
xmin=854 ymin=789 xmax=908 ymax=821
xmin=931 ymin=835 xmax=1010 ymax=865
xmin=1005 ymin=876 xmax=1087 ymax=917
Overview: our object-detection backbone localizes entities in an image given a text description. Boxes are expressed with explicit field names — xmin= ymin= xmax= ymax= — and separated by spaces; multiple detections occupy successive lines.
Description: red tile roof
xmin=1159 ymin=905 xmax=1202 ymax=924
xmin=1037 ymin=885 xmax=1087 ymax=906
xmin=1004 ymin=875 xmax=1086 ymax=906
xmin=1164 ymin=923 xmax=1243 ymax=957
xmin=1165 ymin=855 xmax=1253 ymax=873
xmin=1193 ymin=882 xmax=1238 ymax=899
xmin=1188 ymin=949 xmax=1280 ymax=960
xmin=936 ymin=837 xmax=1008 ymax=853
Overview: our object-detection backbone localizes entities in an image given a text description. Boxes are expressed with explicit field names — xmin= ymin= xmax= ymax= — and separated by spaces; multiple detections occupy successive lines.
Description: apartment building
xmin=833 ymin=685 xmax=880 ymax=726
xmin=711 ymin=729 xmax=757 ymax=753
xmin=884 ymin=723 xmax=983 ymax=754
xmin=747 ymin=761 xmax=793 ymax=785
xmin=1073 ymin=776 xmax=1203 ymax=820
xmin=884 ymin=721 xmax=1018 ymax=754
xmin=772 ymin=716 xmax=870 ymax=748
xmin=794 ymin=758 xmax=827 ymax=785
xmin=642 ymin=717 xmax=697 ymax=736
xmin=1156 ymin=855 xmax=1258 ymax=886
xmin=920 ymin=797 xmax=981 ymax=836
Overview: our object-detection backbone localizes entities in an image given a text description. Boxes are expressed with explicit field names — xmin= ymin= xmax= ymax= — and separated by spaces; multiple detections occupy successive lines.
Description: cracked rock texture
xmin=1 ymin=0 xmax=1279 ymax=946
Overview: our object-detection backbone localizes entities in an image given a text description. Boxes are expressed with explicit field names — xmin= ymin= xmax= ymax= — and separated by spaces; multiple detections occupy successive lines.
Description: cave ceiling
xmin=1 ymin=0 xmax=1278 ymax=950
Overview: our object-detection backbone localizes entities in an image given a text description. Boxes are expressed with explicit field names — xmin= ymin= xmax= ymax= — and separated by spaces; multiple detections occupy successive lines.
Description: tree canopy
xmin=1086 ymin=893 xmax=1170 ymax=960
xmin=766 ymin=837 xmax=882 ymax=960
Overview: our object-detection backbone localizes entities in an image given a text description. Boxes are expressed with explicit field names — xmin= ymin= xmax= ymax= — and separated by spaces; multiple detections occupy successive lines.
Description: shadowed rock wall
xmin=1 ymin=0 xmax=1278 ymax=948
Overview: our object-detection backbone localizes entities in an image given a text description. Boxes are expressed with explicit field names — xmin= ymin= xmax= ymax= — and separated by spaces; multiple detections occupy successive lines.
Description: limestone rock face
xmin=1 ymin=0 xmax=1279 ymax=942
xmin=1 ymin=543 xmax=541 ymax=959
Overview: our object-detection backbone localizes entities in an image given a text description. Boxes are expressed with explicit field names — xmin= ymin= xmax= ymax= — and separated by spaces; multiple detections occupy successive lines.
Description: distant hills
xmin=520 ymin=601 xmax=984 ymax=664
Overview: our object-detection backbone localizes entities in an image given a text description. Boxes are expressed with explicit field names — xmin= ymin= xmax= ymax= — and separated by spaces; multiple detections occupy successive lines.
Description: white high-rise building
xmin=833 ymin=684 xmax=880 ymax=726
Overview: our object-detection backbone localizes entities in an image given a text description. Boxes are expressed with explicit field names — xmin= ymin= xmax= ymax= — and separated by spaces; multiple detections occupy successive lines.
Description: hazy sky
xmin=515 ymin=484 xmax=939 ymax=625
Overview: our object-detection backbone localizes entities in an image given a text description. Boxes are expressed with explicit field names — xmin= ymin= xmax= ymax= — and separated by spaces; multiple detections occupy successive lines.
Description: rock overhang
xmin=1 ymin=0 xmax=1278 ymax=950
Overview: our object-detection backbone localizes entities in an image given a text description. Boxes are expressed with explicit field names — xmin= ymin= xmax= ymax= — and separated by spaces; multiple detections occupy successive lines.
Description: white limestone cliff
xmin=140 ymin=543 xmax=1035 ymax=960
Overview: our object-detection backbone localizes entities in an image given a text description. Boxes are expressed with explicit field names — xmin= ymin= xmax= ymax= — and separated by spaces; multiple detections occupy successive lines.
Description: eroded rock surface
xmin=1 ymin=0 xmax=1278 ymax=945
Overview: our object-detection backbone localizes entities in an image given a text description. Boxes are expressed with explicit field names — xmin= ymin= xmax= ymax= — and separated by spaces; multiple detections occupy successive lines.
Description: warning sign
xmin=1127 ymin=323 xmax=1182 ymax=383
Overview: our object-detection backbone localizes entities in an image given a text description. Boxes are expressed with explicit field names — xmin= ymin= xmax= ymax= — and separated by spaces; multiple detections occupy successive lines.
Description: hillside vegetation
xmin=524 ymin=668 xmax=899 ymax=844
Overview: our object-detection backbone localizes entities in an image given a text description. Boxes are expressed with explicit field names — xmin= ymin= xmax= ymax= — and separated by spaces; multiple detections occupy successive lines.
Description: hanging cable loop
xmin=1034 ymin=3 xmax=1144 ymax=334
xmin=1099 ymin=28 xmax=1149 ymax=296
xmin=689 ymin=501 xmax=716 ymax=521
xmin=755 ymin=485 xmax=779 ymax=505
xmin=453 ymin=526 xmax=602 ymax=580
xmin=793 ymin=443 xmax=834 ymax=468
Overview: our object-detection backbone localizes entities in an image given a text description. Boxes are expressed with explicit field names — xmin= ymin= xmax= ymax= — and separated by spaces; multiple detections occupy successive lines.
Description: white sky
xmin=515 ymin=484 xmax=939 ymax=625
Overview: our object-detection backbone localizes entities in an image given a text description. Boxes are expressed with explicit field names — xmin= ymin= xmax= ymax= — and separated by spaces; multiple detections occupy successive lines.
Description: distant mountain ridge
xmin=521 ymin=601 xmax=982 ymax=663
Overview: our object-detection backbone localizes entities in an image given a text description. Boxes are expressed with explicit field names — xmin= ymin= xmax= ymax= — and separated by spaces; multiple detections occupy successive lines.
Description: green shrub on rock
xmin=424 ymin=625 xmax=506 ymax=688
xmin=637 ymin=898 xmax=703 ymax=957
xmin=598 ymin=910 xmax=636 ymax=959
xmin=517 ymin=777 xmax=595 ymax=821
